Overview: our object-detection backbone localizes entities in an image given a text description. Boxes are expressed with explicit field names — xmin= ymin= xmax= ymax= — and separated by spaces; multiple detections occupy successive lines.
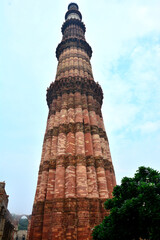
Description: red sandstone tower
xmin=28 ymin=3 xmax=116 ymax=240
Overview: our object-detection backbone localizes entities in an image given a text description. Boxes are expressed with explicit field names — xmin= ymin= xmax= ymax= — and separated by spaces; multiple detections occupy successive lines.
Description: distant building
xmin=15 ymin=230 xmax=27 ymax=240
xmin=0 ymin=182 xmax=15 ymax=240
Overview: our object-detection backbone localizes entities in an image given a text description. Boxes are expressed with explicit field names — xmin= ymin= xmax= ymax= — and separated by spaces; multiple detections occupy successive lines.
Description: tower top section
xmin=65 ymin=2 xmax=82 ymax=20
xmin=56 ymin=3 xmax=92 ymax=60
xmin=68 ymin=3 xmax=79 ymax=10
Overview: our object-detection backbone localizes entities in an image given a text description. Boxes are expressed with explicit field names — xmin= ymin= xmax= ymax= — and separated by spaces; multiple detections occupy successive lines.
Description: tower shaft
xmin=29 ymin=3 xmax=116 ymax=240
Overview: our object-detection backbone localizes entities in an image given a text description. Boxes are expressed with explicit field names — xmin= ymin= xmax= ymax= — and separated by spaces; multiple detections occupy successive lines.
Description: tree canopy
xmin=18 ymin=217 xmax=29 ymax=230
xmin=92 ymin=166 xmax=160 ymax=240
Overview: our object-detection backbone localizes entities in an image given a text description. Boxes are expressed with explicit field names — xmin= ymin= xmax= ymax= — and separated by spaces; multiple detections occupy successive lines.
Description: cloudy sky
xmin=1 ymin=0 xmax=160 ymax=215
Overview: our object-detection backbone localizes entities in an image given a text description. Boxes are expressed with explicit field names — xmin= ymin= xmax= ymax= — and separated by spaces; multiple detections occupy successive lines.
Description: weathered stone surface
xmin=76 ymin=165 xmax=88 ymax=197
xmin=54 ymin=166 xmax=65 ymax=198
xmin=65 ymin=165 xmax=76 ymax=198
xmin=96 ymin=167 xmax=109 ymax=199
xmin=87 ymin=166 xmax=99 ymax=198
xmin=30 ymin=198 xmax=108 ymax=240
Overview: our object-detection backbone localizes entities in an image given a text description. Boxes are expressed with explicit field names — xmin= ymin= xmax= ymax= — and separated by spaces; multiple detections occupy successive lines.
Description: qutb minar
xmin=28 ymin=3 xmax=116 ymax=240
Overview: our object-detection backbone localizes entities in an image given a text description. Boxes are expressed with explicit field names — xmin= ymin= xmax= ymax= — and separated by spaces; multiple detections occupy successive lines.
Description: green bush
xmin=92 ymin=166 xmax=160 ymax=240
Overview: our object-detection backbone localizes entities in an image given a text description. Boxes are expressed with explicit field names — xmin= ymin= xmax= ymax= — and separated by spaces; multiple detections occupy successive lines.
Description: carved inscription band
xmin=47 ymin=77 xmax=103 ymax=107
xmin=59 ymin=53 xmax=90 ymax=64
xmin=39 ymin=156 xmax=114 ymax=172
xmin=62 ymin=18 xmax=86 ymax=34
xmin=56 ymin=38 xmax=92 ymax=60
xmin=44 ymin=123 xmax=108 ymax=141
xmin=33 ymin=198 xmax=106 ymax=213
xmin=56 ymin=65 xmax=93 ymax=77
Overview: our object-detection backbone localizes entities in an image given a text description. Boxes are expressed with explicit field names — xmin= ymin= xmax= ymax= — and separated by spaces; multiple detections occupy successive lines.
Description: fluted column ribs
xmin=63 ymin=24 xmax=85 ymax=41
xmin=35 ymin=87 xmax=114 ymax=202
xmin=37 ymin=87 xmax=114 ymax=202
xmin=56 ymin=48 xmax=93 ymax=81
xmin=82 ymin=94 xmax=99 ymax=198
xmin=37 ymin=89 xmax=113 ymax=201
xmin=88 ymin=95 xmax=109 ymax=199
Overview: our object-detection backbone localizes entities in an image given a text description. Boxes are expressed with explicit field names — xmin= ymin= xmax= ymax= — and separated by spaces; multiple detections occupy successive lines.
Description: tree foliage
xmin=92 ymin=166 xmax=160 ymax=240
xmin=18 ymin=218 xmax=28 ymax=230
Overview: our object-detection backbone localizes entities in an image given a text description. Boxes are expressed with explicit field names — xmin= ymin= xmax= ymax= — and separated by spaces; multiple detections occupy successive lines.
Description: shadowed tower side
xmin=28 ymin=3 xmax=116 ymax=240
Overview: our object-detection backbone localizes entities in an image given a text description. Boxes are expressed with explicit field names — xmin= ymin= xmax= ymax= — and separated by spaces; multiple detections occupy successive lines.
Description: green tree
xmin=18 ymin=218 xmax=29 ymax=230
xmin=92 ymin=166 xmax=160 ymax=240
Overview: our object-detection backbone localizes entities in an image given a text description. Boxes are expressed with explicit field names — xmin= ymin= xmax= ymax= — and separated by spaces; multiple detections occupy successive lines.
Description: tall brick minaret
xmin=28 ymin=3 xmax=116 ymax=240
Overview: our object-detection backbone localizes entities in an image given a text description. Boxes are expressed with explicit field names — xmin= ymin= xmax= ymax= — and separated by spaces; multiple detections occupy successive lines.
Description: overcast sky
xmin=1 ymin=0 xmax=160 ymax=215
